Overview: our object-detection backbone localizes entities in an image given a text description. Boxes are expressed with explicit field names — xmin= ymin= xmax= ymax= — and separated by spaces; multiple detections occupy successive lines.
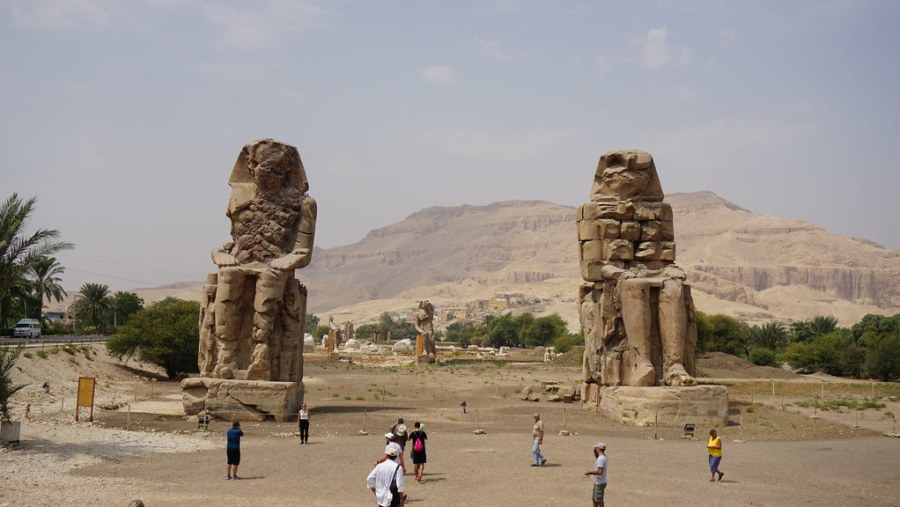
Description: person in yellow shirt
xmin=707 ymin=429 xmax=724 ymax=482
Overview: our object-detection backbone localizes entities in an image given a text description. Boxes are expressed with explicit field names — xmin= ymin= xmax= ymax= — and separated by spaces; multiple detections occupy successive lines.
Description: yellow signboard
xmin=76 ymin=377 xmax=95 ymax=422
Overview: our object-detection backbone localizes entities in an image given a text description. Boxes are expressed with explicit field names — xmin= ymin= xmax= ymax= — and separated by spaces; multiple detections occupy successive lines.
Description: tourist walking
xmin=408 ymin=422 xmax=428 ymax=482
xmin=225 ymin=420 xmax=244 ymax=480
xmin=389 ymin=417 xmax=409 ymax=450
xmin=367 ymin=446 xmax=406 ymax=507
xmin=531 ymin=413 xmax=547 ymax=466
xmin=584 ymin=441 xmax=608 ymax=507
xmin=299 ymin=403 xmax=310 ymax=443
xmin=707 ymin=429 xmax=724 ymax=482
xmin=376 ymin=432 xmax=407 ymax=474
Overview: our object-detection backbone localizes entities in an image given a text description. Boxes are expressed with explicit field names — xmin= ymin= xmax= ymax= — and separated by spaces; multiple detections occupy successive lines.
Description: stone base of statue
xmin=417 ymin=354 xmax=436 ymax=365
xmin=582 ymin=384 xmax=728 ymax=427
xmin=182 ymin=378 xmax=303 ymax=422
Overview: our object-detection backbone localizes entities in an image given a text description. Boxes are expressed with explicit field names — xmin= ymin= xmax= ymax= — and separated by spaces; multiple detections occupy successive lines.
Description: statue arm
xmin=269 ymin=197 xmax=317 ymax=271
xmin=211 ymin=243 xmax=238 ymax=267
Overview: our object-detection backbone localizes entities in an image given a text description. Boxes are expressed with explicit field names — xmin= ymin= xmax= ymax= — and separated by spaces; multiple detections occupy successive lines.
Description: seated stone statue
xmin=578 ymin=149 xmax=696 ymax=387
xmin=415 ymin=300 xmax=436 ymax=357
xmin=208 ymin=139 xmax=316 ymax=381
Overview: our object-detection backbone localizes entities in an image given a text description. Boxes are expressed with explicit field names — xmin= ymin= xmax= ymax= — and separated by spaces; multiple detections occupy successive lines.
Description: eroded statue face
xmin=599 ymin=154 xmax=651 ymax=199
xmin=247 ymin=143 xmax=296 ymax=191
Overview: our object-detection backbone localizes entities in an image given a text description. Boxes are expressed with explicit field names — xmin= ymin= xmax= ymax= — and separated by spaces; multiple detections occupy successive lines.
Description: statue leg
xmin=281 ymin=279 xmax=305 ymax=382
xmin=619 ymin=278 xmax=657 ymax=386
xmin=213 ymin=268 xmax=245 ymax=379
xmin=659 ymin=279 xmax=696 ymax=386
xmin=247 ymin=269 xmax=288 ymax=380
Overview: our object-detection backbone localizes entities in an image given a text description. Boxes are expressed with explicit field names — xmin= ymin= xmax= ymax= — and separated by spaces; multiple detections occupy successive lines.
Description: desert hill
xmin=50 ymin=192 xmax=899 ymax=329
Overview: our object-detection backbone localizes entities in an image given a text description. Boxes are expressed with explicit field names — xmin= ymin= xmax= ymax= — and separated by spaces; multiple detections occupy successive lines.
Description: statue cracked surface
xmin=578 ymin=149 xmax=697 ymax=387
xmin=200 ymin=139 xmax=316 ymax=381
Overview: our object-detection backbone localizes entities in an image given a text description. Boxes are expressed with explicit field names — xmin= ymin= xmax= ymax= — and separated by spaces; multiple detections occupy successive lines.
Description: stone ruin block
xmin=640 ymin=221 xmax=663 ymax=241
xmin=581 ymin=239 xmax=634 ymax=263
xmin=660 ymin=220 xmax=675 ymax=241
xmin=635 ymin=241 xmax=663 ymax=260
xmin=580 ymin=201 xmax=634 ymax=221
xmin=578 ymin=218 xmax=621 ymax=240
xmin=620 ymin=220 xmax=642 ymax=241
xmin=633 ymin=201 xmax=673 ymax=221
xmin=660 ymin=242 xmax=676 ymax=261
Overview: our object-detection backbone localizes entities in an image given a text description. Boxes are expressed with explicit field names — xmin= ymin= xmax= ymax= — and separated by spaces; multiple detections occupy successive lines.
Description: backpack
xmin=413 ymin=436 xmax=424 ymax=452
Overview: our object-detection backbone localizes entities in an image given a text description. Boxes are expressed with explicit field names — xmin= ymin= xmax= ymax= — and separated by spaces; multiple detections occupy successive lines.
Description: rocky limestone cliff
xmin=301 ymin=193 xmax=900 ymax=325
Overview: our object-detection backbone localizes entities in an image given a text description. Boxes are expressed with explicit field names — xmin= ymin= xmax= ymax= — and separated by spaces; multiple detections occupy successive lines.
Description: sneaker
xmin=717 ymin=472 xmax=724 ymax=481
xmin=540 ymin=458 xmax=547 ymax=466
xmin=232 ymin=475 xmax=241 ymax=480
xmin=709 ymin=478 xmax=715 ymax=482
xmin=530 ymin=464 xmax=539 ymax=467
xmin=226 ymin=476 xmax=232 ymax=480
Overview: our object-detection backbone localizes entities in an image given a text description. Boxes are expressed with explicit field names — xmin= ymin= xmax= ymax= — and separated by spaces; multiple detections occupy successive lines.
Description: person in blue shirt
xmin=226 ymin=420 xmax=244 ymax=480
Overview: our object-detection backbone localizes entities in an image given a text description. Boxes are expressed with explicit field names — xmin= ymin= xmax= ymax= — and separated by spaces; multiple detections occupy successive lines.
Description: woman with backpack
xmin=408 ymin=422 xmax=428 ymax=482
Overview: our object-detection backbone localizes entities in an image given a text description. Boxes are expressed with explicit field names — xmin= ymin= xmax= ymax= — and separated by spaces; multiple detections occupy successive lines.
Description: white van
xmin=12 ymin=319 xmax=41 ymax=338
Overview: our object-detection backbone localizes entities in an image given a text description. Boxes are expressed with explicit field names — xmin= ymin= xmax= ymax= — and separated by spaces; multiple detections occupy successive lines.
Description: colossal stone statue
xmin=205 ymin=138 xmax=317 ymax=381
xmin=578 ymin=149 xmax=697 ymax=388
xmin=184 ymin=139 xmax=315 ymax=422
xmin=415 ymin=300 xmax=436 ymax=361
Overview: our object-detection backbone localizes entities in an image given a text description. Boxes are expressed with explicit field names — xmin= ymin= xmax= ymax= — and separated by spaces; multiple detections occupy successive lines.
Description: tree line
xmin=696 ymin=312 xmax=900 ymax=381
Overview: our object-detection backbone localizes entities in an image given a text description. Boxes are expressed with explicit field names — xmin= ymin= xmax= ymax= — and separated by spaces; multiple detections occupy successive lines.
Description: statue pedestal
xmin=582 ymin=384 xmax=728 ymax=427
xmin=182 ymin=378 xmax=303 ymax=422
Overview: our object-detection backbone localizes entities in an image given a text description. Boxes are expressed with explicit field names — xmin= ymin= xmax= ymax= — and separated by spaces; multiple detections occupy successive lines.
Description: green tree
xmin=0 ymin=345 xmax=27 ymax=420
xmin=28 ymin=256 xmax=67 ymax=306
xmin=0 ymin=194 xmax=73 ymax=327
xmin=864 ymin=332 xmax=900 ymax=381
xmin=750 ymin=321 xmax=787 ymax=351
xmin=485 ymin=313 xmax=520 ymax=348
xmin=520 ymin=314 xmax=568 ymax=347
xmin=445 ymin=320 xmax=479 ymax=348
xmin=785 ymin=330 xmax=859 ymax=376
xmin=355 ymin=323 xmax=378 ymax=340
xmin=790 ymin=315 xmax=840 ymax=344
xmin=70 ymin=283 xmax=111 ymax=333
xmin=106 ymin=298 xmax=200 ymax=379
xmin=697 ymin=313 xmax=751 ymax=355
xmin=305 ymin=313 xmax=320 ymax=333
xmin=107 ymin=291 xmax=144 ymax=329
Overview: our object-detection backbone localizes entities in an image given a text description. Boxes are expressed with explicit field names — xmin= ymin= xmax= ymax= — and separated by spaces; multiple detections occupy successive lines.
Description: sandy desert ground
xmin=1 ymin=345 xmax=899 ymax=506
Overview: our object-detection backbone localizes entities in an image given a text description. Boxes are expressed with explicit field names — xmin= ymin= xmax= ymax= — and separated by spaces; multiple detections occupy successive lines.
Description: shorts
xmin=709 ymin=455 xmax=721 ymax=472
xmin=227 ymin=448 xmax=241 ymax=466
xmin=592 ymin=482 xmax=607 ymax=502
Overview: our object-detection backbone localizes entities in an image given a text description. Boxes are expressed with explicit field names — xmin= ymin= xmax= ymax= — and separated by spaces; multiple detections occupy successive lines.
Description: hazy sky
xmin=2 ymin=0 xmax=899 ymax=292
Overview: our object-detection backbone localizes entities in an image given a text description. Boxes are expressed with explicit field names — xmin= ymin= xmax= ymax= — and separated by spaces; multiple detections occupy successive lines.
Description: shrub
xmin=36 ymin=350 xmax=48 ymax=359
xmin=552 ymin=333 xmax=582 ymax=354
xmin=748 ymin=348 xmax=777 ymax=367
xmin=23 ymin=352 xmax=32 ymax=359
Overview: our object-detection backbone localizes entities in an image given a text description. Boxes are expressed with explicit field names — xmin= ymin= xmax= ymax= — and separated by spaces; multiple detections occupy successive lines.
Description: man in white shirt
xmin=584 ymin=441 xmax=608 ymax=507
xmin=366 ymin=445 xmax=405 ymax=507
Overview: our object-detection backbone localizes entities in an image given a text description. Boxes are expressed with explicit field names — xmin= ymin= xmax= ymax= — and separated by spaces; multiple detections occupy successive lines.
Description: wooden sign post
xmin=76 ymin=377 xmax=96 ymax=422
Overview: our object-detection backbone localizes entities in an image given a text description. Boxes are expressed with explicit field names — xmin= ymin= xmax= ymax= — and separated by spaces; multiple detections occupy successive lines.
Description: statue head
xmin=227 ymin=139 xmax=309 ymax=215
xmin=590 ymin=149 xmax=664 ymax=202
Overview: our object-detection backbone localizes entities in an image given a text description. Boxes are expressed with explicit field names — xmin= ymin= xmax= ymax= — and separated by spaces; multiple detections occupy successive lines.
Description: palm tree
xmin=751 ymin=321 xmax=787 ymax=350
xmin=71 ymin=283 xmax=111 ymax=333
xmin=29 ymin=256 xmax=67 ymax=307
xmin=0 ymin=345 xmax=27 ymax=421
xmin=0 ymin=194 xmax=74 ymax=327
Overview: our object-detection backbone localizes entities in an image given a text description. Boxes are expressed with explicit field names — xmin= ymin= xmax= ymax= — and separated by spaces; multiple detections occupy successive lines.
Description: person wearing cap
xmin=531 ymin=413 xmax=547 ymax=466
xmin=225 ymin=420 xmax=244 ymax=480
xmin=707 ymin=429 xmax=724 ymax=482
xmin=389 ymin=418 xmax=409 ymax=450
xmin=584 ymin=441 xmax=608 ymax=506
xmin=367 ymin=445 xmax=406 ymax=507
xmin=376 ymin=432 xmax=407 ymax=475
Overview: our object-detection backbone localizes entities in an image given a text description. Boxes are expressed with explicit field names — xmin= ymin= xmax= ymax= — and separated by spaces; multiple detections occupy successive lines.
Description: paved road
xmin=0 ymin=335 xmax=106 ymax=348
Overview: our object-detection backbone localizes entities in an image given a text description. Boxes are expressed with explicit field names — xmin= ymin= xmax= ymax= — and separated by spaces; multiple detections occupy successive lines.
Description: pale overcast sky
xmin=2 ymin=0 xmax=898 ymax=291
